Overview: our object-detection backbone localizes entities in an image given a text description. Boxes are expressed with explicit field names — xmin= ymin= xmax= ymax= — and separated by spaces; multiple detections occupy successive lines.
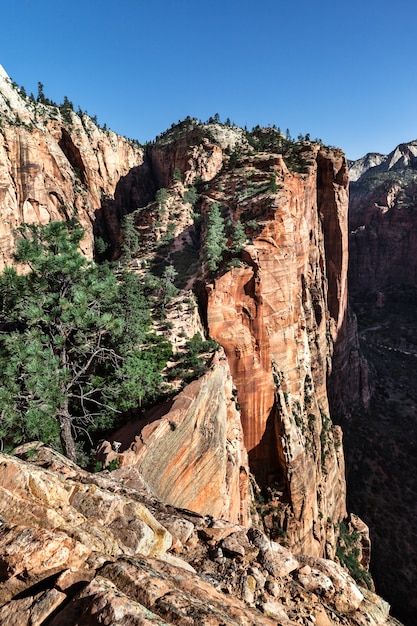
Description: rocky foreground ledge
xmin=0 ymin=443 xmax=401 ymax=625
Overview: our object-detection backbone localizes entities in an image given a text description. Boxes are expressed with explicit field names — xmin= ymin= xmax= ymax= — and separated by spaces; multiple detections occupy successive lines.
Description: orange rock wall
xmin=0 ymin=76 xmax=359 ymax=560
xmin=0 ymin=67 xmax=143 ymax=265
xmin=99 ymin=353 xmax=250 ymax=526
xmin=206 ymin=147 xmax=349 ymax=555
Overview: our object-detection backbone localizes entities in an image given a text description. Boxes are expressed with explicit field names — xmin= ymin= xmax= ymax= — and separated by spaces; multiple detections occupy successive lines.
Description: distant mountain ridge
xmin=348 ymin=139 xmax=417 ymax=182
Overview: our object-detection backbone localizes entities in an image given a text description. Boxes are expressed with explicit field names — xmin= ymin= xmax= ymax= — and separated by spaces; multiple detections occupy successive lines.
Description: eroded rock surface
xmin=204 ymin=145 xmax=350 ymax=556
xmin=98 ymin=352 xmax=250 ymax=526
xmin=0 ymin=444 xmax=401 ymax=625
xmin=0 ymin=64 xmax=143 ymax=265
xmin=99 ymin=128 xmax=367 ymax=562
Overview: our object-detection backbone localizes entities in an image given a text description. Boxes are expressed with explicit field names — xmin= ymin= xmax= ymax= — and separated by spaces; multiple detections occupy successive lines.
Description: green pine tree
xmin=120 ymin=214 xmax=140 ymax=263
xmin=0 ymin=220 xmax=171 ymax=462
xmin=230 ymin=219 xmax=247 ymax=254
xmin=203 ymin=203 xmax=227 ymax=272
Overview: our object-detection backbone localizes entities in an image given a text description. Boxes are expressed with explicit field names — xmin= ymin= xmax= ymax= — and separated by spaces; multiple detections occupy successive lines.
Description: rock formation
xmin=98 ymin=134 xmax=357 ymax=553
xmin=204 ymin=144 xmax=350 ymax=558
xmin=348 ymin=153 xmax=388 ymax=183
xmin=0 ymin=64 xmax=143 ymax=266
xmin=0 ymin=65 xmax=402 ymax=623
xmin=98 ymin=351 xmax=251 ymax=526
xmin=97 ymin=124 xmax=367 ymax=563
xmin=0 ymin=442 xmax=400 ymax=625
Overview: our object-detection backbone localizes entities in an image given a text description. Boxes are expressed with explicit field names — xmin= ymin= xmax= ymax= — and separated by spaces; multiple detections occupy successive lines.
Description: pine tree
xmin=230 ymin=219 xmax=247 ymax=254
xmin=120 ymin=214 xmax=140 ymax=263
xmin=155 ymin=188 xmax=168 ymax=216
xmin=0 ymin=220 xmax=171 ymax=462
xmin=37 ymin=81 xmax=45 ymax=103
xmin=203 ymin=203 xmax=227 ymax=272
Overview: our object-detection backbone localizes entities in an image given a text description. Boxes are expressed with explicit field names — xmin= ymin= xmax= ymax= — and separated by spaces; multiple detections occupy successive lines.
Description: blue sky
xmin=1 ymin=0 xmax=416 ymax=160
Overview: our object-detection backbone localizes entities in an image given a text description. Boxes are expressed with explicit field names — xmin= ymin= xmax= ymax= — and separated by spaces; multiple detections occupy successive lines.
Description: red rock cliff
xmin=204 ymin=145 xmax=350 ymax=555
xmin=0 ymin=65 xmax=143 ymax=265
xmin=96 ymin=125 xmax=362 ymax=558
xmin=0 ymin=84 xmax=367 ymax=563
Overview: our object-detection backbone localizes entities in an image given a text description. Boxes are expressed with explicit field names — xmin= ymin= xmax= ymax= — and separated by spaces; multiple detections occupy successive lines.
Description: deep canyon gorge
xmin=0 ymin=64 xmax=414 ymax=625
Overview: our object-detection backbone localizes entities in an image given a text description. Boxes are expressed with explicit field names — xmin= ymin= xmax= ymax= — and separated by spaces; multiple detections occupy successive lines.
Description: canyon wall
xmin=0 ymin=64 xmax=143 ymax=265
xmin=0 ymin=66 xmax=374 ymax=599
xmin=346 ymin=144 xmax=417 ymax=625
xmin=96 ymin=125 xmax=366 ymax=560
xmin=204 ymin=144 xmax=350 ymax=556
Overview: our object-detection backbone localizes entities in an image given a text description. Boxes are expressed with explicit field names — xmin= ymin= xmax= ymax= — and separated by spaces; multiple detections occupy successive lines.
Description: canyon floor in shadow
xmin=345 ymin=290 xmax=417 ymax=626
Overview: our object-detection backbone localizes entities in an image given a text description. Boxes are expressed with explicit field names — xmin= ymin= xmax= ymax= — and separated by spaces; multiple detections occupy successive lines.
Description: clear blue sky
xmin=1 ymin=0 xmax=416 ymax=160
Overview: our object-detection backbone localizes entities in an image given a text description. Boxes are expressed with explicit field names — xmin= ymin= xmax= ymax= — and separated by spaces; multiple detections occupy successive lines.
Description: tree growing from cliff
xmin=229 ymin=219 xmax=247 ymax=254
xmin=120 ymin=214 xmax=140 ymax=263
xmin=203 ymin=203 xmax=227 ymax=272
xmin=0 ymin=220 xmax=171 ymax=463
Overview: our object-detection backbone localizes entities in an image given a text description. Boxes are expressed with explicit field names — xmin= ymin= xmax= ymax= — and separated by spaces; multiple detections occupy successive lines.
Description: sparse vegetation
xmin=203 ymin=202 xmax=228 ymax=272
xmin=167 ymin=333 xmax=220 ymax=384
xmin=336 ymin=521 xmax=373 ymax=589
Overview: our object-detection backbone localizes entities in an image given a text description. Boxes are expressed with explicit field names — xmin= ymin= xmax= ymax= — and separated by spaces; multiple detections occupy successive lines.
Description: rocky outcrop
xmin=205 ymin=145 xmax=350 ymax=556
xmin=348 ymin=153 xmax=388 ymax=183
xmin=97 ymin=352 xmax=251 ymax=526
xmin=96 ymin=128 xmax=367 ymax=562
xmin=0 ymin=65 xmax=143 ymax=266
xmin=96 ymin=134 xmax=357 ymax=559
xmin=0 ymin=443 xmax=401 ymax=625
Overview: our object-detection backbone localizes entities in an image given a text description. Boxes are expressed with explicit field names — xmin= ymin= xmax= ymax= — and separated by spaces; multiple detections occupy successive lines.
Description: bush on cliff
xmin=0 ymin=219 xmax=171 ymax=463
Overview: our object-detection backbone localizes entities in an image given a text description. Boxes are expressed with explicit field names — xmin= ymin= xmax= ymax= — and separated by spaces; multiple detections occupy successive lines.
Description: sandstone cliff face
xmin=0 ymin=75 xmax=378 ymax=617
xmin=204 ymin=145 xmax=350 ymax=557
xmin=98 ymin=352 xmax=251 ymax=526
xmin=0 ymin=443 xmax=400 ymax=626
xmin=0 ymin=65 xmax=143 ymax=265
xmin=96 ymin=129 xmax=355 ymax=558
xmin=95 ymin=125 xmax=367 ymax=563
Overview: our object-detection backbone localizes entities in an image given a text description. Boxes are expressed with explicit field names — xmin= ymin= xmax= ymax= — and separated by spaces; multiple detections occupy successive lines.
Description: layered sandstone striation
xmin=0 ymin=65 xmax=143 ymax=266
xmin=205 ymin=145 xmax=350 ymax=556
xmin=98 ymin=125 xmax=366 ymax=561
xmin=0 ymin=443 xmax=400 ymax=626
xmin=0 ymin=75 xmax=382 ymax=618
xmin=98 ymin=352 xmax=251 ymax=526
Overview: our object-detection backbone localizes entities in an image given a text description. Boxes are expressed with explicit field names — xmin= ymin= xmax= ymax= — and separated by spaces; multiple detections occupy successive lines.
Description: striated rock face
xmin=96 ymin=132 xmax=357 ymax=559
xmin=0 ymin=443 xmax=401 ymax=626
xmin=205 ymin=146 xmax=350 ymax=556
xmin=0 ymin=77 xmax=386 ymax=620
xmin=0 ymin=65 xmax=143 ymax=265
xmin=94 ymin=124 xmax=369 ymax=563
xmin=98 ymin=352 xmax=251 ymax=526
